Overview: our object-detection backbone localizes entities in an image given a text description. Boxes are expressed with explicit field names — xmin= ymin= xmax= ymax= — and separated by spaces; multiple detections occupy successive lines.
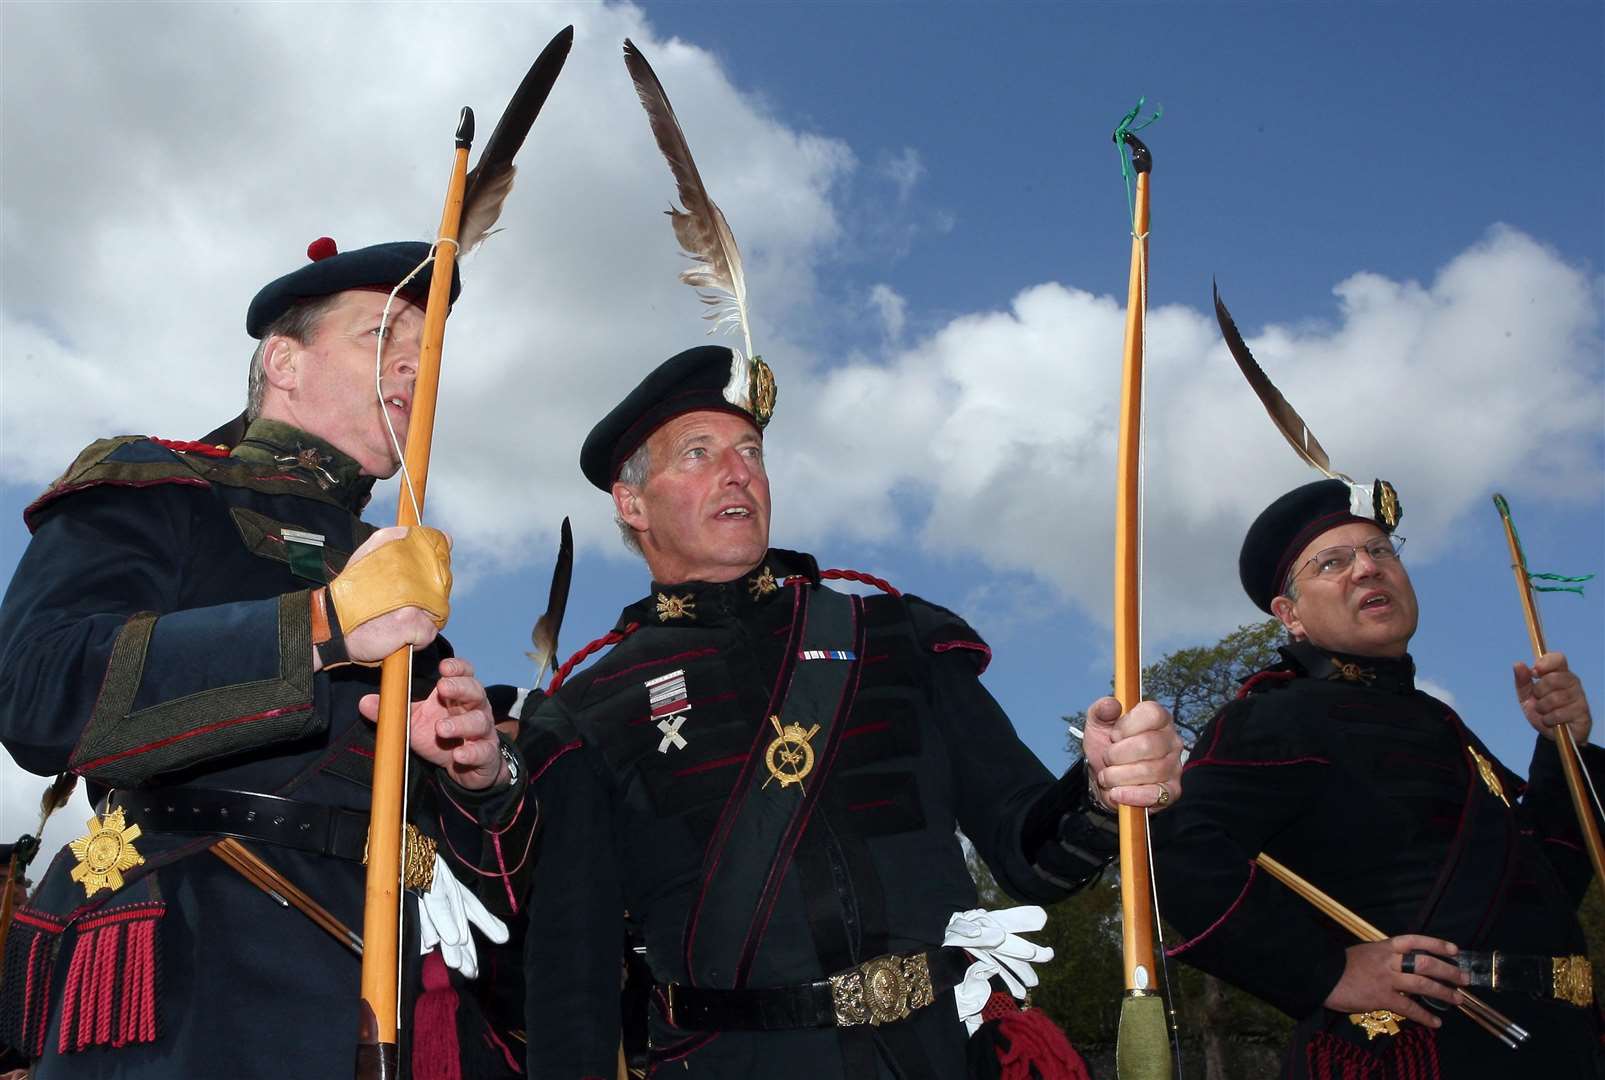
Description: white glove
xmin=943 ymin=906 xmax=1054 ymax=1034
xmin=416 ymin=853 xmax=509 ymax=979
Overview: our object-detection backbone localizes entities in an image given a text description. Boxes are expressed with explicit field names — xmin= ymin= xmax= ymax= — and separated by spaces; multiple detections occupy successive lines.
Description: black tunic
xmin=519 ymin=550 xmax=1113 ymax=1080
xmin=1152 ymin=641 xmax=1601 ymax=1079
xmin=0 ymin=422 xmax=535 ymax=1078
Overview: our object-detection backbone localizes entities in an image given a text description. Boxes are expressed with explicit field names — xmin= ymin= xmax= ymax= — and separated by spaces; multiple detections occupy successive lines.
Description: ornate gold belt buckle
xmin=1553 ymin=955 xmax=1593 ymax=1007
xmin=828 ymin=953 xmax=933 ymax=1027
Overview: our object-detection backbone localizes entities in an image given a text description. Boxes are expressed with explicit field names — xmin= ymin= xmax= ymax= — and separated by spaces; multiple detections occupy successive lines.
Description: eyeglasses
xmin=1288 ymin=536 xmax=1406 ymax=587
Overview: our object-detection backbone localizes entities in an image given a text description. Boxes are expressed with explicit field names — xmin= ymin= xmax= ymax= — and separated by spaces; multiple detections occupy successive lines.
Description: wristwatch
xmin=497 ymin=736 xmax=521 ymax=787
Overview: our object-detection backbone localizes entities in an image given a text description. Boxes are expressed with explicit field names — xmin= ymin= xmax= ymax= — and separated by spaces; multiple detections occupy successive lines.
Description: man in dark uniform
xmin=1153 ymin=478 xmax=1600 ymax=1078
xmin=0 ymin=239 xmax=536 ymax=1078
xmin=517 ymin=345 xmax=1185 ymax=1079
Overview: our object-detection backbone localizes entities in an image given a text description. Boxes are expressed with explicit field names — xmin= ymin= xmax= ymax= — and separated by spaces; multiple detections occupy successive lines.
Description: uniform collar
xmin=618 ymin=549 xmax=820 ymax=630
xmin=1282 ymin=639 xmax=1416 ymax=693
xmin=232 ymin=419 xmax=375 ymax=511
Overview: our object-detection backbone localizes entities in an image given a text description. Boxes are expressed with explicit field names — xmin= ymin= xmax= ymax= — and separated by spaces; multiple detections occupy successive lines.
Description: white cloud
xmin=878 ymin=147 xmax=925 ymax=204
xmin=868 ymin=283 xmax=907 ymax=343
xmin=767 ymin=226 xmax=1603 ymax=641
xmin=0 ymin=758 xmax=94 ymax=880
xmin=1417 ymin=677 xmax=1458 ymax=707
xmin=0 ymin=2 xmax=853 ymax=570
xmin=1 ymin=6 xmax=1601 ymax=843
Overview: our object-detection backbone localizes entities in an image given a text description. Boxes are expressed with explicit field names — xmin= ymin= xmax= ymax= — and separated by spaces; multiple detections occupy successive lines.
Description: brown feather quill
xmin=526 ymin=517 xmax=574 ymax=688
xmin=622 ymin=39 xmax=754 ymax=359
xmin=457 ymin=25 xmax=574 ymax=253
xmin=36 ymin=772 xmax=78 ymax=834
xmin=1213 ymin=281 xmax=1345 ymax=481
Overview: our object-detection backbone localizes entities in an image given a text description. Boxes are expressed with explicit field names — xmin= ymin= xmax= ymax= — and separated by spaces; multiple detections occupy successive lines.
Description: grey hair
xmin=613 ymin=441 xmax=652 ymax=557
xmin=246 ymin=294 xmax=343 ymax=420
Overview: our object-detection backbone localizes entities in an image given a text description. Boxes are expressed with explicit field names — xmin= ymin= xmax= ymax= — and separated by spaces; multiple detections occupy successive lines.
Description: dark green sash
xmin=682 ymin=584 xmax=865 ymax=988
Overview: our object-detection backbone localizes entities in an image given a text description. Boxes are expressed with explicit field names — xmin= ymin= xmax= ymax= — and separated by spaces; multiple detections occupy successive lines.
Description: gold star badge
xmin=1467 ymin=746 xmax=1510 ymax=807
xmin=68 ymin=807 xmax=145 ymax=897
xmin=656 ymin=593 xmax=696 ymax=622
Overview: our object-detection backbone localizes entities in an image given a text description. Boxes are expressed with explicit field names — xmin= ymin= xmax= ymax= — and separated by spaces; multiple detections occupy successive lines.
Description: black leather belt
xmin=107 ymin=787 xmax=369 ymax=863
xmin=1456 ymin=949 xmax=1593 ymax=1007
xmin=659 ymin=948 xmax=970 ymax=1031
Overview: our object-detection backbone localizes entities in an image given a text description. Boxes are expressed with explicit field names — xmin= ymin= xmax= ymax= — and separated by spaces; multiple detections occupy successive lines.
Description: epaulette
xmin=901 ymin=592 xmax=992 ymax=675
xmin=23 ymin=435 xmax=346 ymax=533
xmin=24 ymin=437 xmax=213 ymax=533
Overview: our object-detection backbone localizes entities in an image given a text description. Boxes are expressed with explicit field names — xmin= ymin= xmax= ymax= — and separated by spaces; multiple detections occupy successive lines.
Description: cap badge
xmin=1374 ymin=480 xmax=1401 ymax=530
xmin=763 ymin=714 xmax=820 ymax=792
xmin=749 ymin=356 xmax=777 ymax=428
xmin=656 ymin=593 xmax=697 ymax=622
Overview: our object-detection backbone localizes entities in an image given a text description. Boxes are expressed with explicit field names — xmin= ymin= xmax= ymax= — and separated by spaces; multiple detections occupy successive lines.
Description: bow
xmin=1491 ymin=493 xmax=1605 ymax=884
xmin=356 ymin=28 xmax=572 ymax=1078
xmin=1109 ymin=111 xmax=1173 ymax=1080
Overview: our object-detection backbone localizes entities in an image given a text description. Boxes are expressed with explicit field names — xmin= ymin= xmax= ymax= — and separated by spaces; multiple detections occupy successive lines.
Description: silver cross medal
xmin=657 ymin=715 xmax=688 ymax=753
xmin=646 ymin=669 xmax=691 ymax=754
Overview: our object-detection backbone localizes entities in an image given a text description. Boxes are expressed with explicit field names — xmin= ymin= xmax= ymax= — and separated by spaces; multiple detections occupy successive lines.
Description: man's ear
xmin=260 ymin=336 xmax=301 ymax=393
xmin=613 ymin=482 xmax=648 ymax=532
xmin=1270 ymin=595 xmax=1305 ymax=640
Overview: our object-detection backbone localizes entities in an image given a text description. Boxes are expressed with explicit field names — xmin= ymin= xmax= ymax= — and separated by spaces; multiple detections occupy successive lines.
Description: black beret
xmin=580 ymin=345 xmax=776 ymax=491
xmin=246 ymin=237 xmax=462 ymax=338
xmin=1240 ymin=478 xmax=1403 ymax=613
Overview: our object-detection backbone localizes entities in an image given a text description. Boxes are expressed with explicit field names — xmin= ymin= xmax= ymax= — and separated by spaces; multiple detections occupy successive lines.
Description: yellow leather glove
xmin=327 ymin=526 xmax=452 ymax=634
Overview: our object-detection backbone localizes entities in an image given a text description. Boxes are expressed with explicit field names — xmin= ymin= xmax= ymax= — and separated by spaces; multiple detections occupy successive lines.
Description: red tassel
xmin=1305 ymin=1032 xmax=1385 ymax=1080
xmin=55 ymin=903 xmax=163 ymax=1054
xmin=992 ymin=1008 xmax=1090 ymax=1080
xmin=116 ymin=917 xmax=157 ymax=1046
xmin=1 ymin=907 xmax=64 ymax=1056
xmin=411 ymin=950 xmax=463 ymax=1080
xmin=980 ymin=989 xmax=1019 ymax=1024
xmin=55 ymin=922 xmax=94 ymax=1052
xmin=1390 ymin=1025 xmax=1440 ymax=1080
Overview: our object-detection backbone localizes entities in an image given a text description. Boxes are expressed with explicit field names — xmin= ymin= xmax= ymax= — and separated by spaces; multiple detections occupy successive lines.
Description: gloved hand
xmin=943 ymin=905 xmax=1055 ymax=1034
xmin=315 ymin=526 xmax=453 ymax=668
xmin=416 ymin=852 xmax=508 ymax=979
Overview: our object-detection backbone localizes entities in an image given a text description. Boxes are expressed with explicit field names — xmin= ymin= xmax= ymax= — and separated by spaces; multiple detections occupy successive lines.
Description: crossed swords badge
xmin=763 ymin=714 xmax=820 ymax=791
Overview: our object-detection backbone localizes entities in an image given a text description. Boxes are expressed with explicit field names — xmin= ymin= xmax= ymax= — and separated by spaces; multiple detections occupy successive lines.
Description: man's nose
xmin=720 ymin=447 xmax=752 ymax=484
xmin=1350 ymin=548 xmax=1382 ymax=578
xmin=384 ymin=343 xmax=419 ymax=378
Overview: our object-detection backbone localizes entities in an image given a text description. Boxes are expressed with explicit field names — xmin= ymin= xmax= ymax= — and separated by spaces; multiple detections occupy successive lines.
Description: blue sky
xmin=2 ymin=1 xmax=1601 ymax=850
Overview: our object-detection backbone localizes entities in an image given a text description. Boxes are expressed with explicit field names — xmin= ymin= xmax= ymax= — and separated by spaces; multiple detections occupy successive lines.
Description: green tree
xmin=1065 ymin=619 xmax=1286 ymax=751
xmin=1035 ymin=619 xmax=1292 ymax=1078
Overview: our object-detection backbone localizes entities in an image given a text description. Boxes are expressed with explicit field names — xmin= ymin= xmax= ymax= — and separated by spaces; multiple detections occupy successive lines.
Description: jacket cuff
xmin=1021 ymin=760 xmax=1118 ymax=891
